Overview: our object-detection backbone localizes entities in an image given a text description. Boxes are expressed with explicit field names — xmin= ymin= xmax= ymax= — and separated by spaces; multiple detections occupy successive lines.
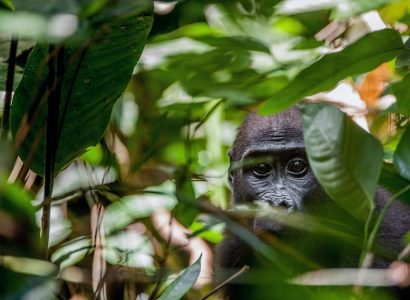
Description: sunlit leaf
xmin=1 ymin=255 xmax=56 ymax=275
xmin=259 ymin=29 xmax=403 ymax=114
xmin=51 ymin=237 xmax=92 ymax=270
xmin=157 ymin=255 xmax=202 ymax=300
xmin=103 ymin=187 xmax=176 ymax=234
xmin=105 ymin=231 xmax=154 ymax=269
xmin=301 ymin=104 xmax=383 ymax=220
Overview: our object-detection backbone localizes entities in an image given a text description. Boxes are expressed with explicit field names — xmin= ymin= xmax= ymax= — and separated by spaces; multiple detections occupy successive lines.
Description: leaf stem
xmin=362 ymin=184 xmax=410 ymax=267
xmin=200 ymin=265 xmax=250 ymax=300
xmin=41 ymin=45 xmax=64 ymax=256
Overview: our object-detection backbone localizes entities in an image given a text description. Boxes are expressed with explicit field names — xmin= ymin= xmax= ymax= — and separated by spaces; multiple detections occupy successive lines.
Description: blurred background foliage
xmin=1 ymin=0 xmax=410 ymax=299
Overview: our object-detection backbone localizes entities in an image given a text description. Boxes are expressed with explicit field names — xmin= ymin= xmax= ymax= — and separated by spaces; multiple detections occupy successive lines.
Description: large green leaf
xmin=157 ymin=255 xmax=201 ymax=300
xmin=301 ymin=104 xmax=383 ymax=220
xmin=10 ymin=1 xmax=153 ymax=176
xmin=392 ymin=73 xmax=410 ymax=115
xmin=259 ymin=29 xmax=403 ymax=115
xmin=393 ymin=126 xmax=410 ymax=181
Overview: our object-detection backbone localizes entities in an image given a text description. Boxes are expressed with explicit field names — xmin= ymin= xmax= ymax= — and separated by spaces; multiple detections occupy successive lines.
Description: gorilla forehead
xmin=231 ymin=107 xmax=304 ymax=160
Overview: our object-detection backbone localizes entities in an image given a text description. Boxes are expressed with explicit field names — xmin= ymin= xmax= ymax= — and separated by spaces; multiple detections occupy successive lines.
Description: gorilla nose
xmin=274 ymin=198 xmax=295 ymax=211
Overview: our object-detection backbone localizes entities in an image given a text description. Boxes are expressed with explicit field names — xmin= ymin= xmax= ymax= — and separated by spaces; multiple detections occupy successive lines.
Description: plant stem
xmin=41 ymin=45 xmax=64 ymax=256
xmin=363 ymin=184 xmax=410 ymax=266
xmin=200 ymin=265 xmax=250 ymax=300
xmin=1 ymin=38 xmax=18 ymax=139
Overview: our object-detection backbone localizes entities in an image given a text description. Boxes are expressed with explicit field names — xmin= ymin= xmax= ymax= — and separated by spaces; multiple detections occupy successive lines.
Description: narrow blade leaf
xmin=157 ymin=255 xmax=202 ymax=300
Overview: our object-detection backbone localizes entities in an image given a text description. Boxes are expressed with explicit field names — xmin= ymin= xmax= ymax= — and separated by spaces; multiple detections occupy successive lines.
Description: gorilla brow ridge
xmin=230 ymin=107 xmax=303 ymax=161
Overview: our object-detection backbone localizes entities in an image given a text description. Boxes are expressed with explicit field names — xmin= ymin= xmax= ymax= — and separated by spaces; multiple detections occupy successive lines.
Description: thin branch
xmin=200 ymin=265 xmax=250 ymax=300
xmin=1 ymin=38 xmax=18 ymax=139
xmin=41 ymin=45 xmax=64 ymax=256
xmin=362 ymin=184 xmax=410 ymax=268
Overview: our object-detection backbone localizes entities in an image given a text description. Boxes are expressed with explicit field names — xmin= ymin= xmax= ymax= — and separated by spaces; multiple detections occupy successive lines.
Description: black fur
xmin=217 ymin=107 xmax=410 ymax=299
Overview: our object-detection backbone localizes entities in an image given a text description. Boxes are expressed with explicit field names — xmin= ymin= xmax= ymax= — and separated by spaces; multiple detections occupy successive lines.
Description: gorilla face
xmin=228 ymin=107 xmax=327 ymax=229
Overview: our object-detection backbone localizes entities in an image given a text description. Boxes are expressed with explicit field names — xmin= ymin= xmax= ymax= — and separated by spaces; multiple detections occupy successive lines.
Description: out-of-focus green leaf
xmin=301 ymin=104 xmax=383 ymax=220
xmin=393 ymin=126 xmax=410 ymax=181
xmin=105 ymin=231 xmax=154 ymax=269
xmin=0 ymin=182 xmax=40 ymax=256
xmin=331 ymin=0 xmax=395 ymax=19
xmin=0 ymin=12 xmax=48 ymax=39
xmin=396 ymin=37 xmax=410 ymax=68
xmin=103 ymin=185 xmax=176 ymax=234
xmin=189 ymin=221 xmax=224 ymax=244
xmin=157 ymin=255 xmax=201 ymax=300
xmin=379 ymin=163 xmax=410 ymax=204
xmin=392 ymin=73 xmax=410 ymax=115
xmin=0 ymin=0 xmax=14 ymax=10
xmin=259 ymin=29 xmax=403 ymax=115
xmin=1 ymin=255 xmax=56 ymax=275
xmin=10 ymin=1 xmax=153 ymax=176
xmin=193 ymin=36 xmax=271 ymax=53
xmin=277 ymin=0 xmax=395 ymax=20
xmin=51 ymin=237 xmax=92 ymax=270
xmin=81 ymin=144 xmax=103 ymax=165
xmin=174 ymin=168 xmax=198 ymax=227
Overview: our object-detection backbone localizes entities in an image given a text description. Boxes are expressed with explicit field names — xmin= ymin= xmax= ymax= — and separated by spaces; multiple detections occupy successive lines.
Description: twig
xmin=1 ymin=37 xmax=18 ymax=139
xmin=41 ymin=45 xmax=64 ymax=256
xmin=200 ymin=265 xmax=250 ymax=300
xmin=365 ymin=184 xmax=410 ymax=260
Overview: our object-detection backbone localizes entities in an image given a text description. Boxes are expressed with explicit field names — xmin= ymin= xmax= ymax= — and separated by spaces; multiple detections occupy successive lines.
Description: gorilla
xmin=217 ymin=106 xmax=410 ymax=300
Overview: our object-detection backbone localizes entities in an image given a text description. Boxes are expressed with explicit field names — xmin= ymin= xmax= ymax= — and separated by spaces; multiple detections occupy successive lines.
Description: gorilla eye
xmin=252 ymin=163 xmax=272 ymax=177
xmin=287 ymin=159 xmax=307 ymax=176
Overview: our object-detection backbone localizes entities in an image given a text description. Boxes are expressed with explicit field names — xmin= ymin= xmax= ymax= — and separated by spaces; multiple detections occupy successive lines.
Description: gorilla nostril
xmin=278 ymin=201 xmax=291 ymax=209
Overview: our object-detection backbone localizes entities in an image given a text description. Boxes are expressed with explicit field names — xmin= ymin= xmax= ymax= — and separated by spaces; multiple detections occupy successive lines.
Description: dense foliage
xmin=0 ymin=0 xmax=410 ymax=299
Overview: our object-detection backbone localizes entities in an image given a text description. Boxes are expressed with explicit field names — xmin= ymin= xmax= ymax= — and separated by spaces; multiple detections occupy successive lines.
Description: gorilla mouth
xmin=252 ymin=197 xmax=298 ymax=233
xmin=252 ymin=217 xmax=282 ymax=232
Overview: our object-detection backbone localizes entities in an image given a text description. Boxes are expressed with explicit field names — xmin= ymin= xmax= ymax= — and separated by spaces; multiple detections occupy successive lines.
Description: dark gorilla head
xmin=228 ymin=107 xmax=327 ymax=228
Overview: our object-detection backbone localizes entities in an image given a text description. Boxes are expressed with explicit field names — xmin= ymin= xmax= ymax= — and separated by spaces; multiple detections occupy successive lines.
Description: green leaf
xmin=379 ymin=163 xmax=410 ymax=204
xmin=301 ymin=104 xmax=383 ymax=220
xmin=105 ymin=231 xmax=154 ymax=269
xmin=157 ymin=255 xmax=202 ymax=300
xmin=103 ymin=192 xmax=176 ymax=234
xmin=10 ymin=2 xmax=153 ymax=176
xmin=394 ymin=126 xmax=410 ymax=181
xmin=0 ymin=0 xmax=14 ymax=10
xmin=259 ymin=29 xmax=403 ymax=115
xmin=174 ymin=168 xmax=199 ymax=227
xmin=392 ymin=73 xmax=410 ymax=115
xmin=331 ymin=0 xmax=396 ymax=19
xmin=396 ymin=37 xmax=410 ymax=68
xmin=51 ymin=237 xmax=92 ymax=270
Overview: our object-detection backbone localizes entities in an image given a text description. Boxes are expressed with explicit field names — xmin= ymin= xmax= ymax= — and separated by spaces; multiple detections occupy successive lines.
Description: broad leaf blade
xmin=259 ymin=29 xmax=403 ymax=115
xmin=157 ymin=255 xmax=202 ymax=300
xmin=392 ymin=73 xmax=410 ymax=115
xmin=393 ymin=126 xmax=410 ymax=181
xmin=301 ymin=104 xmax=383 ymax=220
xmin=10 ymin=2 xmax=153 ymax=176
